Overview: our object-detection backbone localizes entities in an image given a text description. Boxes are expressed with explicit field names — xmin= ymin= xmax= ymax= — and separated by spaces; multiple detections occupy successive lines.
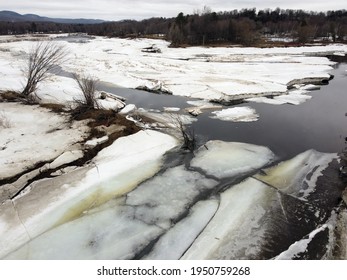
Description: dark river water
xmin=99 ymin=63 xmax=347 ymax=161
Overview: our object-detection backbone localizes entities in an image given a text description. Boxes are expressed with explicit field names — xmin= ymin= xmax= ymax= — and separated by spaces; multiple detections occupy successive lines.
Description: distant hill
xmin=0 ymin=10 xmax=105 ymax=24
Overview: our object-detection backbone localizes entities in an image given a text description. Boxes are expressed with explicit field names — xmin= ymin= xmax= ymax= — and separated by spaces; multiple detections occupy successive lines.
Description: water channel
xmin=99 ymin=62 xmax=347 ymax=161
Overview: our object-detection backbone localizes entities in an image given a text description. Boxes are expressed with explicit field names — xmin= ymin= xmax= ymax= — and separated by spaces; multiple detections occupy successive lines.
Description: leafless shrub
xmin=171 ymin=114 xmax=196 ymax=151
xmin=0 ymin=111 xmax=11 ymax=128
xmin=73 ymin=73 xmax=99 ymax=111
xmin=21 ymin=41 xmax=68 ymax=98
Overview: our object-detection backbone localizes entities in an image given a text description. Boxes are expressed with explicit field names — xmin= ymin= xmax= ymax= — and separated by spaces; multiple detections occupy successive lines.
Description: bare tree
xmin=73 ymin=73 xmax=99 ymax=110
xmin=21 ymin=41 xmax=68 ymax=97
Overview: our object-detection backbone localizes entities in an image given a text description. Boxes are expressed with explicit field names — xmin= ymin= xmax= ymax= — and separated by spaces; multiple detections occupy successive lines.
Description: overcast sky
xmin=2 ymin=0 xmax=346 ymax=21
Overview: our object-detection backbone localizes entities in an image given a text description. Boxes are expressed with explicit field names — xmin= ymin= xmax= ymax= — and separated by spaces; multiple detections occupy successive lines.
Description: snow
xmin=40 ymin=150 xmax=84 ymax=171
xmin=191 ymin=141 xmax=275 ymax=179
xmin=1 ymin=35 xmax=345 ymax=105
xmin=84 ymin=136 xmax=109 ymax=149
xmin=210 ymin=106 xmax=259 ymax=122
xmin=0 ymin=102 xmax=89 ymax=180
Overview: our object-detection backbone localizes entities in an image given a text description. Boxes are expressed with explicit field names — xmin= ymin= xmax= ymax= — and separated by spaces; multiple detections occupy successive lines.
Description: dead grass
xmin=39 ymin=103 xmax=66 ymax=113
xmin=0 ymin=90 xmax=21 ymax=102
xmin=0 ymin=110 xmax=11 ymax=128
xmin=70 ymin=107 xmax=140 ymax=140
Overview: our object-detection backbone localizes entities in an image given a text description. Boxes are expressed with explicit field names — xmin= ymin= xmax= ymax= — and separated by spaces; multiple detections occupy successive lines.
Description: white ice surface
xmin=84 ymin=136 xmax=109 ymax=149
xmin=5 ymin=202 xmax=163 ymax=260
xmin=126 ymin=165 xmax=218 ymax=229
xmin=191 ymin=141 xmax=275 ymax=179
xmin=3 ymin=164 xmax=217 ymax=259
xmin=181 ymin=178 xmax=274 ymax=259
xmin=210 ymin=106 xmax=259 ymax=122
xmin=119 ymin=104 xmax=137 ymax=115
xmin=144 ymin=199 xmax=219 ymax=260
xmin=1 ymin=35 xmax=345 ymax=104
xmin=0 ymin=130 xmax=178 ymax=258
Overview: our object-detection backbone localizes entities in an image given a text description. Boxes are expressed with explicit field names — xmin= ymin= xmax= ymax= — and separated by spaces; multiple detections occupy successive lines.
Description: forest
xmin=1 ymin=8 xmax=346 ymax=46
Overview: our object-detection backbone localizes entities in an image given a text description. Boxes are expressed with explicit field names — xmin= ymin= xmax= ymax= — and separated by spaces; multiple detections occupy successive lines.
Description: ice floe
xmin=0 ymin=130 xmax=178 ymax=259
xmin=191 ymin=141 xmax=275 ymax=179
xmin=181 ymin=178 xmax=274 ymax=259
xmin=144 ymin=199 xmax=219 ymax=260
xmin=210 ymin=106 xmax=259 ymax=122
xmin=126 ymin=165 xmax=218 ymax=229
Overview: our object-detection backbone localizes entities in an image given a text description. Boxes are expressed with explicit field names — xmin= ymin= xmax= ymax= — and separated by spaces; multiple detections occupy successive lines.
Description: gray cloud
xmin=2 ymin=0 xmax=346 ymax=20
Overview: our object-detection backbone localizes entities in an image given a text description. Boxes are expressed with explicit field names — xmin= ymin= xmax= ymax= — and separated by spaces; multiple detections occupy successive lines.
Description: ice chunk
xmin=144 ymin=199 xmax=219 ymax=260
xmin=119 ymin=104 xmax=137 ymax=115
xmin=210 ymin=106 xmax=259 ymax=122
xmin=0 ymin=130 xmax=178 ymax=259
xmin=273 ymin=92 xmax=312 ymax=105
xmin=84 ymin=136 xmax=109 ymax=149
xmin=163 ymin=107 xmax=180 ymax=112
xmin=254 ymin=149 xmax=337 ymax=199
xmin=126 ymin=165 xmax=218 ymax=229
xmin=181 ymin=178 xmax=274 ymax=259
xmin=191 ymin=141 xmax=275 ymax=179
xmin=5 ymin=204 xmax=163 ymax=260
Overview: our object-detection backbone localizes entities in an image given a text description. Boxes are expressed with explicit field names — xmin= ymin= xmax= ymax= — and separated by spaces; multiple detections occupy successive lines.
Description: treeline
xmin=1 ymin=8 xmax=347 ymax=46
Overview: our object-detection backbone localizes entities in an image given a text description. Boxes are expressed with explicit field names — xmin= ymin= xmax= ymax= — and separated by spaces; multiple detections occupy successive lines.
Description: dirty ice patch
xmin=126 ymin=165 xmax=218 ymax=229
xmin=5 ymin=203 xmax=163 ymax=260
xmin=144 ymin=199 xmax=219 ymax=260
xmin=0 ymin=130 xmax=178 ymax=259
xmin=210 ymin=106 xmax=259 ymax=122
xmin=191 ymin=141 xmax=275 ymax=179
xmin=255 ymin=149 xmax=337 ymax=200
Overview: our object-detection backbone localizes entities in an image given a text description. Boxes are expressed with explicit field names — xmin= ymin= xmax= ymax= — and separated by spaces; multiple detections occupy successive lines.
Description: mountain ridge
xmin=0 ymin=10 xmax=105 ymax=24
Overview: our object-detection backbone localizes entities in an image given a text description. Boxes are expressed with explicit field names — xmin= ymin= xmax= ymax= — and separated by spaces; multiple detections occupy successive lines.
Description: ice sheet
xmin=191 ymin=141 xmax=275 ymax=178
xmin=181 ymin=178 xmax=274 ymax=259
xmin=144 ymin=199 xmax=219 ymax=260
xmin=210 ymin=106 xmax=259 ymax=122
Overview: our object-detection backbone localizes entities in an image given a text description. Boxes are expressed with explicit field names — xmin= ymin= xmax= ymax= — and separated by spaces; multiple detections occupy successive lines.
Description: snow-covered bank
xmin=1 ymin=35 xmax=346 ymax=105
xmin=0 ymin=102 xmax=89 ymax=180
